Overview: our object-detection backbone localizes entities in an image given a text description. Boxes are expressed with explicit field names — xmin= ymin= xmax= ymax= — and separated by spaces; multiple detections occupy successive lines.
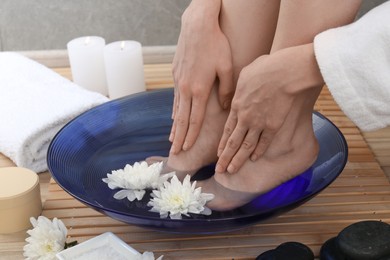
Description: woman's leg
xmin=203 ymin=0 xmax=362 ymax=211
xmin=147 ymin=0 xmax=281 ymax=180
xmin=271 ymin=0 xmax=361 ymax=52
xmin=219 ymin=0 xmax=280 ymax=83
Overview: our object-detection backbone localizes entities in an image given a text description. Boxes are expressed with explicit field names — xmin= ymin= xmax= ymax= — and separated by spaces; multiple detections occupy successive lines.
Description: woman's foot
xmin=199 ymin=88 xmax=321 ymax=211
xmin=146 ymin=87 xmax=229 ymax=180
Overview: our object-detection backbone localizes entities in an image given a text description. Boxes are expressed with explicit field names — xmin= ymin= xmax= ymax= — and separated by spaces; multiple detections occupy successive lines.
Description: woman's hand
xmin=170 ymin=0 xmax=234 ymax=154
xmin=216 ymin=43 xmax=324 ymax=174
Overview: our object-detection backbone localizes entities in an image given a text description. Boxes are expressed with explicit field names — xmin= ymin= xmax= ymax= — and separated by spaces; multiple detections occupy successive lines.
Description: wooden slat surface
xmin=1 ymin=65 xmax=390 ymax=259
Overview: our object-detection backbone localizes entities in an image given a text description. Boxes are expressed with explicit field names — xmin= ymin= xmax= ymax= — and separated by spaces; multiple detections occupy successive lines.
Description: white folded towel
xmin=0 ymin=52 xmax=109 ymax=173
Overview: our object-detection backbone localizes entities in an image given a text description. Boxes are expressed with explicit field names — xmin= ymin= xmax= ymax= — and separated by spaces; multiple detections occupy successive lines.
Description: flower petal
xmin=201 ymin=207 xmax=212 ymax=216
xmin=113 ymin=189 xmax=132 ymax=200
xmin=126 ymin=191 xmax=137 ymax=202
xmin=134 ymin=190 xmax=146 ymax=201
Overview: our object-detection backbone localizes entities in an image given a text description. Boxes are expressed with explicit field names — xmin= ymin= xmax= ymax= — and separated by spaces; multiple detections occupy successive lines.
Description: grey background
xmin=0 ymin=0 xmax=191 ymax=51
xmin=0 ymin=0 xmax=386 ymax=51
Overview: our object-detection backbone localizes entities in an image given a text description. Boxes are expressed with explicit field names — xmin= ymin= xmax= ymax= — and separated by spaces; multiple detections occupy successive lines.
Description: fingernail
xmin=215 ymin=164 xmax=223 ymax=173
xmin=169 ymin=134 xmax=173 ymax=142
xmin=251 ymin=154 xmax=257 ymax=161
xmin=183 ymin=142 xmax=189 ymax=151
xmin=227 ymin=164 xmax=235 ymax=174
xmin=217 ymin=148 xmax=222 ymax=157
xmin=169 ymin=146 xmax=176 ymax=155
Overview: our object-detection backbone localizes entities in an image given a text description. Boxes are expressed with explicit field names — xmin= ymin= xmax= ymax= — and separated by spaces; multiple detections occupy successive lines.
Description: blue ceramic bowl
xmin=47 ymin=89 xmax=348 ymax=234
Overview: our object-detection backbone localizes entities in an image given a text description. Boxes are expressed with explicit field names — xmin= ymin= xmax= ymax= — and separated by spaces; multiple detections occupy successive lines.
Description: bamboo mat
xmin=39 ymin=71 xmax=390 ymax=259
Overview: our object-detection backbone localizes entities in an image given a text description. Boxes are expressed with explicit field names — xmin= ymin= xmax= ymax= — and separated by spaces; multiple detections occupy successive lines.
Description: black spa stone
xmin=256 ymin=249 xmax=275 ymax=260
xmin=337 ymin=220 xmax=390 ymax=260
xmin=256 ymin=242 xmax=314 ymax=260
xmin=273 ymin=242 xmax=314 ymax=260
xmin=320 ymin=237 xmax=347 ymax=260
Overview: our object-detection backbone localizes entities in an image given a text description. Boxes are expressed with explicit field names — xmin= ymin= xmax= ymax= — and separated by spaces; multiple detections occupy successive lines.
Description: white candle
xmin=103 ymin=41 xmax=145 ymax=99
xmin=67 ymin=36 xmax=108 ymax=96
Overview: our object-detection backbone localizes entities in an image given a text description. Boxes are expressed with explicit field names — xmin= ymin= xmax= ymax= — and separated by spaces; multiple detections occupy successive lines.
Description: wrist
xmin=301 ymin=43 xmax=324 ymax=89
xmin=281 ymin=43 xmax=325 ymax=94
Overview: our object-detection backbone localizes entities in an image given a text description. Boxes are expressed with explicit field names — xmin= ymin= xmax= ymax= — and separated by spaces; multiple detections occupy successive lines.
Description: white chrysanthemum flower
xmin=147 ymin=175 xmax=215 ymax=219
xmin=23 ymin=216 xmax=67 ymax=260
xmin=136 ymin=251 xmax=164 ymax=260
xmin=102 ymin=161 xmax=175 ymax=201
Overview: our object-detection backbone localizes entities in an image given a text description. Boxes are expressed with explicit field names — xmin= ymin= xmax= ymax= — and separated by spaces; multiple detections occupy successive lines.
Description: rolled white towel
xmin=0 ymin=52 xmax=109 ymax=173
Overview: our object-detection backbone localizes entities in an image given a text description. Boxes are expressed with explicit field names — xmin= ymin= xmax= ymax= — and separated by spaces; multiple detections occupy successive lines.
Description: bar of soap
xmin=0 ymin=167 xmax=42 ymax=233
xmin=337 ymin=220 xmax=390 ymax=260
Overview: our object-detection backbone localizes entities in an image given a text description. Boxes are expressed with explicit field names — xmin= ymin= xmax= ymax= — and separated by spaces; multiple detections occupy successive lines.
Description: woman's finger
xmin=216 ymin=123 xmax=247 ymax=173
xmin=171 ymin=86 xmax=179 ymax=119
xmin=226 ymin=128 xmax=261 ymax=173
xmin=169 ymin=88 xmax=180 ymax=142
xmin=217 ymin=112 xmax=237 ymax=157
xmin=251 ymin=128 xmax=276 ymax=161
xmin=182 ymin=95 xmax=208 ymax=151
xmin=170 ymin=94 xmax=191 ymax=154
